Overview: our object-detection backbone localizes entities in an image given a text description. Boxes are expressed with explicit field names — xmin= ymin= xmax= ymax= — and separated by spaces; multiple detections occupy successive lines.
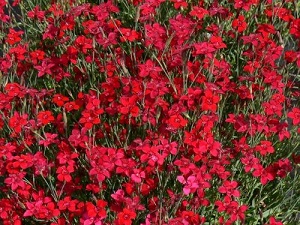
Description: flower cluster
xmin=0 ymin=0 xmax=299 ymax=224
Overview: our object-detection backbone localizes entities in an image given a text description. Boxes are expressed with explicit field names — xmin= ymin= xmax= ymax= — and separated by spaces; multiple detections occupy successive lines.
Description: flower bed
xmin=0 ymin=0 xmax=300 ymax=224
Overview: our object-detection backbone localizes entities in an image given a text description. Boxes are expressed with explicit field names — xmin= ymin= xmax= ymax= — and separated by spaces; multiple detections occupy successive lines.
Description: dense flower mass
xmin=0 ymin=0 xmax=300 ymax=224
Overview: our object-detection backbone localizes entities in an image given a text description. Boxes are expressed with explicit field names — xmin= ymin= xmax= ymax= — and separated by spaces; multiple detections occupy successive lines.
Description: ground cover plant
xmin=0 ymin=0 xmax=300 ymax=224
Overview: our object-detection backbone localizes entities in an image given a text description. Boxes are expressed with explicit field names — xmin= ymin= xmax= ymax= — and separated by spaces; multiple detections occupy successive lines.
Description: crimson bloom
xmin=290 ymin=18 xmax=300 ymax=38
xmin=168 ymin=114 xmax=188 ymax=129
xmin=215 ymin=196 xmax=248 ymax=223
xmin=116 ymin=208 xmax=136 ymax=225
xmin=201 ymin=90 xmax=220 ymax=112
xmin=119 ymin=96 xmax=140 ymax=117
xmin=79 ymin=111 xmax=101 ymax=129
xmin=170 ymin=0 xmax=188 ymax=9
xmin=74 ymin=35 xmax=93 ymax=53
xmin=145 ymin=23 xmax=166 ymax=50
xmin=255 ymin=140 xmax=275 ymax=156
xmin=210 ymin=36 xmax=227 ymax=49
xmin=287 ymin=107 xmax=300 ymax=125
xmin=252 ymin=164 xmax=275 ymax=185
xmin=4 ymin=172 xmax=27 ymax=191
xmin=85 ymin=200 xmax=107 ymax=219
xmin=57 ymin=196 xmax=79 ymax=212
xmin=138 ymin=59 xmax=162 ymax=78
xmin=194 ymin=42 xmax=216 ymax=55
xmin=8 ymin=112 xmax=28 ymax=133
xmin=27 ymin=5 xmax=45 ymax=21
xmin=34 ymin=59 xmax=55 ymax=77
xmin=265 ymin=216 xmax=283 ymax=225
xmin=234 ymin=0 xmax=259 ymax=11
xmin=232 ymin=15 xmax=247 ymax=33
xmin=52 ymin=94 xmax=69 ymax=107
xmin=56 ymin=165 xmax=74 ymax=182
xmin=189 ymin=6 xmax=209 ymax=19
xmin=24 ymin=199 xmax=60 ymax=220
xmin=120 ymin=28 xmax=139 ymax=42
xmin=6 ymin=28 xmax=23 ymax=45
xmin=64 ymin=101 xmax=80 ymax=112
xmin=218 ymin=180 xmax=240 ymax=197
xmin=37 ymin=110 xmax=55 ymax=125
xmin=5 ymin=82 xmax=24 ymax=97
xmin=30 ymin=49 xmax=45 ymax=64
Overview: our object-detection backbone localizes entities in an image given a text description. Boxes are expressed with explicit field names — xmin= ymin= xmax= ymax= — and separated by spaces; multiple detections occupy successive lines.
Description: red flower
xmin=74 ymin=36 xmax=93 ymax=53
xmin=145 ymin=23 xmax=166 ymax=51
xmin=85 ymin=200 xmax=107 ymax=219
xmin=169 ymin=14 xmax=195 ymax=45
xmin=37 ymin=110 xmax=55 ymax=125
xmin=218 ymin=180 xmax=240 ymax=197
xmin=273 ymin=159 xmax=292 ymax=178
xmin=140 ymin=146 xmax=165 ymax=166
xmin=189 ymin=6 xmax=209 ymax=20
xmin=255 ymin=140 xmax=274 ymax=156
xmin=120 ymin=28 xmax=139 ymax=42
xmin=252 ymin=164 xmax=275 ymax=185
xmin=79 ymin=111 xmax=101 ymax=129
xmin=23 ymin=200 xmax=44 ymax=218
xmin=262 ymin=101 xmax=283 ymax=117
xmin=89 ymin=159 xmax=112 ymax=183
xmin=64 ymin=101 xmax=80 ymax=112
xmin=170 ymin=0 xmax=188 ymax=9
xmin=287 ymin=107 xmax=300 ymax=125
xmin=215 ymin=196 xmax=248 ymax=223
xmin=243 ymin=60 xmax=261 ymax=74
xmin=24 ymin=199 xmax=60 ymax=220
xmin=168 ymin=114 xmax=188 ymax=129
xmin=234 ymin=0 xmax=259 ymax=11
xmin=194 ymin=42 xmax=216 ymax=55
xmin=6 ymin=28 xmax=23 ymax=45
xmin=284 ymin=50 xmax=297 ymax=64
xmin=8 ymin=44 xmax=27 ymax=60
xmin=4 ymin=172 xmax=27 ymax=191
xmin=57 ymin=165 xmax=74 ymax=182
xmin=210 ymin=36 xmax=227 ymax=49
xmin=5 ymin=82 xmax=24 ymax=98
xmin=61 ymin=46 xmax=78 ymax=64
xmin=265 ymin=216 xmax=283 ymax=225
xmin=8 ymin=112 xmax=28 ymax=133
xmin=232 ymin=15 xmax=247 ymax=33
xmin=116 ymin=158 xmax=136 ymax=177
xmin=11 ymin=154 xmax=34 ymax=170
xmin=68 ymin=128 xmax=89 ymax=148
xmin=241 ymin=154 xmax=260 ymax=173
xmin=292 ymin=153 xmax=300 ymax=164
xmin=57 ymin=197 xmax=79 ymax=212
xmin=181 ymin=211 xmax=204 ymax=224
xmin=174 ymin=157 xmax=196 ymax=175
xmin=27 ymin=5 xmax=45 ymax=21
xmin=201 ymin=90 xmax=220 ymax=112
xmin=119 ymin=96 xmax=140 ymax=117
xmin=30 ymin=49 xmax=45 ymax=64
xmin=290 ymin=18 xmax=300 ymax=38
xmin=57 ymin=149 xmax=78 ymax=166
xmin=256 ymin=23 xmax=276 ymax=37
xmin=138 ymin=59 xmax=162 ymax=78
xmin=52 ymin=94 xmax=69 ymax=107
xmin=111 ymin=189 xmax=125 ymax=203
xmin=34 ymin=59 xmax=55 ymax=77
xmin=116 ymin=208 xmax=136 ymax=225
